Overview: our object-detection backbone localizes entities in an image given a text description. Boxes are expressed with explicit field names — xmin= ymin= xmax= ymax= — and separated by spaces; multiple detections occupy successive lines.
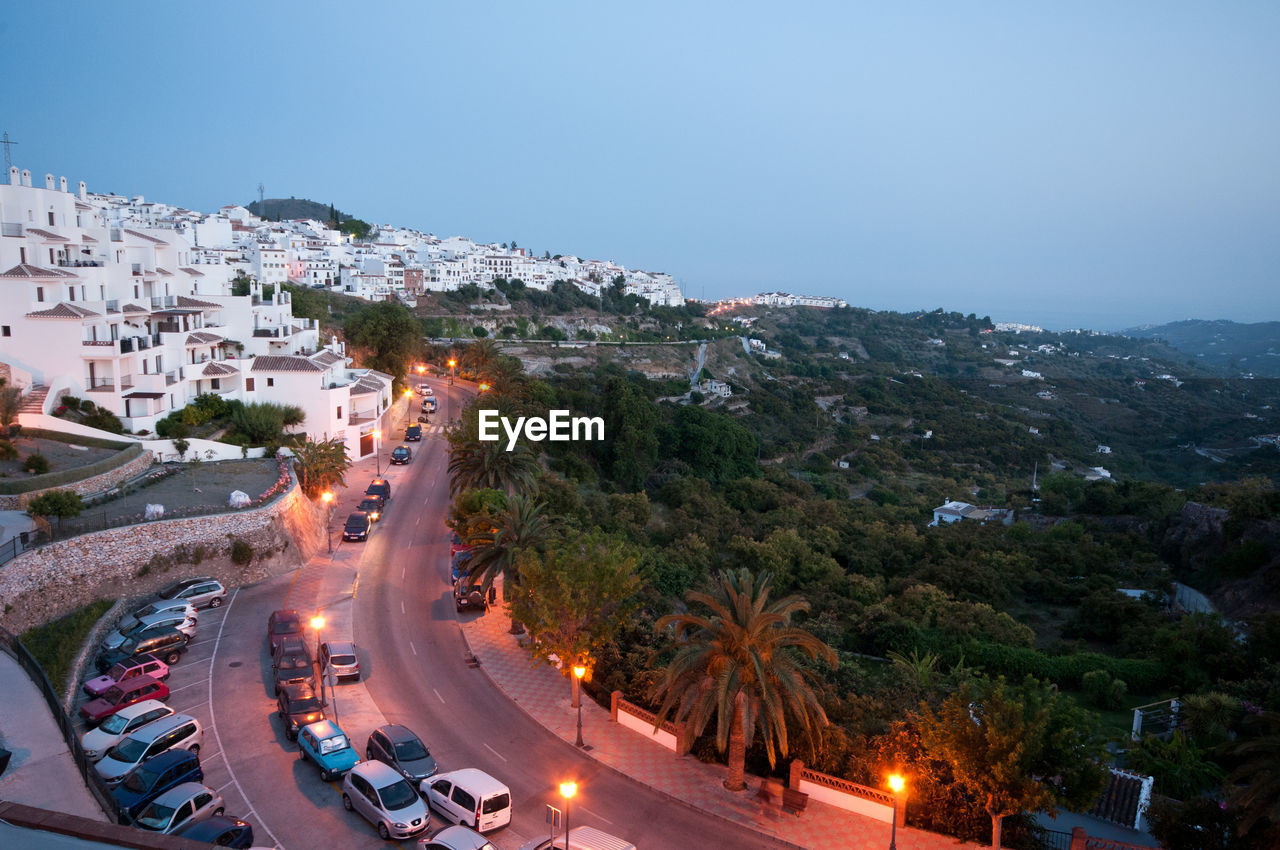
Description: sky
xmin=3 ymin=2 xmax=1278 ymax=331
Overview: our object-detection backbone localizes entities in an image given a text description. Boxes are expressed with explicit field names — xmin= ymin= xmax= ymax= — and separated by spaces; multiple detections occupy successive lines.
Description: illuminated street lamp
xmin=478 ymin=382 xmax=489 ymax=393
xmin=310 ymin=614 xmax=326 ymax=710
xmin=321 ymin=491 xmax=333 ymax=553
xmin=559 ymin=781 xmax=577 ymax=850
xmin=572 ymin=663 xmax=586 ymax=748
xmin=888 ymin=773 xmax=905 ymax=850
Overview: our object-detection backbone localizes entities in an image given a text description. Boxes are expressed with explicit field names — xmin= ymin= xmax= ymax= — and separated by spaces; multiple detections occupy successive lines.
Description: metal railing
xmin=0 ymin=530 xmax=42 ymax=567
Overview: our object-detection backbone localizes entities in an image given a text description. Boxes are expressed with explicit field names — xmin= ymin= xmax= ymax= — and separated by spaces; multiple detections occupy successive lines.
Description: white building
xmin=929 ymin=501 xmax=1015 ymax=527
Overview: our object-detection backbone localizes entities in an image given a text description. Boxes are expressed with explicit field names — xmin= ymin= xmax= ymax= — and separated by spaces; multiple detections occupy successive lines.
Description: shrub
xmin=60 ymin=395 xmax=82 ymax=408
xmin=0 ymin=440 xmax=16 ymax=461
xmin=82 ymin=408 xmax=124 ymax=434
xmin=24 ymin=452 xmax=50 ymax=475
xmin=80 ymin=399 xmax=96 ymax=412
xmin=230 ymin=538 xmax=254 ymax=565
xmin=20 ymin=599 xmax=114 ymax=690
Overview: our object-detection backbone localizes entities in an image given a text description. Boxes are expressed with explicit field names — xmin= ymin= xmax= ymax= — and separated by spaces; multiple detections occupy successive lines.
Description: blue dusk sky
xmin=3 ymin=2 xmax=1277 ymax=331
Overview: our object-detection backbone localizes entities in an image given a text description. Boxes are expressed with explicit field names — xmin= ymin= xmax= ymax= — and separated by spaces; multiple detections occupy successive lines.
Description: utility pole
xmin=258 ymin=182 xmax=265 ymax=218
xmin=1 ymin=132 xmax=17 ymax=171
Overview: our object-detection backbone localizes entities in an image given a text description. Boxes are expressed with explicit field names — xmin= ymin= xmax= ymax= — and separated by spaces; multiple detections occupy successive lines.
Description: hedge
xmin=0 ymin=442 xmax=145 ymax=495
xmin=14 ymin=427 xmax=134 ymax=451
xmin=949 ymin=640 xmax=1167 ymax=692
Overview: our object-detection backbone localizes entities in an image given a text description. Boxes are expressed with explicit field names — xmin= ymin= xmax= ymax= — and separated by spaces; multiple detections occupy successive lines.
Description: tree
xmin=0 ymin=385 xmax=22 ymax=437
xmin=465 ymin=493 xmax=550 ymax=600
xmin=343 ymin=300 xmax=420 ymax=382
xmin=291 ymin=436 xmax=352 ymax=498
xmin=508 ymin=529 xmax=641 ymax=671
xmin=662 ymin=405 xmax=757 ymax=483
xmin=601 ymin=377 xmax=658 ymax=490
xmin=229 ymin=402 xmax=302 ymax=445
xmin=447 ymin=438 xmax=538 ymax=497
xmin=27 ymin=489 xmax=84 ymax=538
xmin=919 ymin=675 xmax=1107 ymax=849
xmin=1225 ymin=711 xmax=1280 ymax=844
xmin=649 ymin=569 xmax=838 ymax=791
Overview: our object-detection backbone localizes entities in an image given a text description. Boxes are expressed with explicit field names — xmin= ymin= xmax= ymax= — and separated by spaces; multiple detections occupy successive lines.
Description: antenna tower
xmin=1 ymin=132 xmax=17 ymax=171
xmin=258 ymin=182 xmax=265 ymax=216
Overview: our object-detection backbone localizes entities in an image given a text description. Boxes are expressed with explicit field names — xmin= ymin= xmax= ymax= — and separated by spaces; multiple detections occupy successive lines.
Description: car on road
xmin=101 ymin=609 xmax=198 ymax=651
xmin=111 ymin=748 xmax=203 ymax=825
xmin=454 ymin=579 xmax=488 ymax=613
xmin=365 ymin=724 xmax=437 ymax=783
xmin=83 ymin=653 xmax=170 ymax=699
xmin=95 ymin=628 xmax=188 ymax=674
xmin=390 ymin=445 xmax=412 ymax=465
xmin=341 ymin=759 xmax=431 ymax=841
xmin=266 ymin=609 xmax=304 ymax=654
xmin=365 ymin=477 xmax=392 ymax=501
xmin=319 ymin=640 xmax=360 ymax=682
xmin=79 ymin=675 xmax=169 ymax=725
xmin=405 ymin=424 xmax=422 ymax=441
xmin=423 ymin=768 xmax=511 ymax=833
xmin=516 ymin=826 xmax=638 ymax=850
xmin=427 ymin=825 xmax=499 ymax=850
xmin=417 ymin=383 xmax=433 ymax=396
xmin=297 ymin=718 xmax=360 ymax=781
xmin=131 ymin=782 xmax=223 ymax=834
xmin=272 ymin=635 xmax=316 ymax=694
xmin=358 ymin=496 xmax=384 ymax=521
xmin=343 ymin=511 xmax=371 ymax=542
xmin=171 ymin=814 xmax=255 ymax=848
xmin=153 ymin=576 xmax=227 ymax=609
xmin=424 ymin=397 xmax=438 ymax=414
xmin=81 ymin=700 xmax=174 ymax=762
xmin=276 ymin=682 xmax=325 ymax=741
xmin=95 ymin=714 xmax=203 ymax=786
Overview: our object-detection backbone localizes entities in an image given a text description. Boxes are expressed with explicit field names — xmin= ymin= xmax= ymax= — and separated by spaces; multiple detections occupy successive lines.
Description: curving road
xmin=204 ymin=378 xmax=787 ymax=849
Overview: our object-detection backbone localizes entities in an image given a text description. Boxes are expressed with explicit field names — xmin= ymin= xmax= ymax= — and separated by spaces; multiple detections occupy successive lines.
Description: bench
xmin=781 ymin=787 xmax=809 ymax=816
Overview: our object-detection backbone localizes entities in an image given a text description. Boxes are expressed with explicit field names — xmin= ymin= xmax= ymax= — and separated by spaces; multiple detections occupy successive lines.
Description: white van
xmin=94 ymin=713 xmax=203 ymax=786
xmin=423 ymin=768 xmax=511 ymax=833
xmin=517 ymin=826 xmax=637 ymax=850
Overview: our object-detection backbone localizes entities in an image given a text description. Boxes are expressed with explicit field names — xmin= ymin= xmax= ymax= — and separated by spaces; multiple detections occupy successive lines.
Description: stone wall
xmin=0 ymin=478 xmax=323 ymax=634
xmin=0 ymin=447 xmax=156 ymax=510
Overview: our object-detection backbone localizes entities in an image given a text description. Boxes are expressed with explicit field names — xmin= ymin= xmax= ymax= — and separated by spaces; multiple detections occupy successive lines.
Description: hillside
xmin=1123 ymin=319 xmax=1280 ymax=377
xmin=246 ymin=197 xmax=350 ymax=223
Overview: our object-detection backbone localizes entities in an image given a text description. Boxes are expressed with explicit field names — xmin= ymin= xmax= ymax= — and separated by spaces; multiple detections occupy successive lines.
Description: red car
xmin=83 ymin=654 xmax=170 ymax=699
xmin=268 ymin=609 xmax=304 ymax=654
xmin=79 ymin=675 xmax=169 ymax=725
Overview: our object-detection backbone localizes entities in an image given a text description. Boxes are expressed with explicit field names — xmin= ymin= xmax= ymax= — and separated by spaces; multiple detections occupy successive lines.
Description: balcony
xmin=57 ymin=259 xmax=104 ymax=268
xmin=253 ymin=327 xmax=289 ymax=338
xmin=1 ymin=223 xmax=23 ymax=237
xmin=348 ymin=412 xmax=376 ymax=425
xmin=81 ymin=339 xmax=116 ymax=349
xmin=85 ymin=375 xmax=134 ymax=393
xmin=150 ymin=295 xmax=177 ymax=309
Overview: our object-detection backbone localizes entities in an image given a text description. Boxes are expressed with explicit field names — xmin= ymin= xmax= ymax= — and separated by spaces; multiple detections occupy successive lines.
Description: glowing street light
xmin=887 ymin=773 xmax=905 ymax=850
xmin=572 ymin=663 xmax=586 ymax=748
xmin=559 ymin=781 xmax=577 ymax=850
xmin=310 ymin=615 xmax=329 ymax=720
xmin=478 ymin=382 xmax=489 ymax=393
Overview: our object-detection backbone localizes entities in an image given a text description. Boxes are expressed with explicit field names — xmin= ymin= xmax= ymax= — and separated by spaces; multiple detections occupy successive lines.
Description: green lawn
xmin=20 ymin=599 xmax=114 ymax=693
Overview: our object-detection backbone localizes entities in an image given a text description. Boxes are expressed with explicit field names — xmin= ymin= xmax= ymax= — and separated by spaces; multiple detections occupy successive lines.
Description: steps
xmin=19 ymin=384 xmax=49 ymax=414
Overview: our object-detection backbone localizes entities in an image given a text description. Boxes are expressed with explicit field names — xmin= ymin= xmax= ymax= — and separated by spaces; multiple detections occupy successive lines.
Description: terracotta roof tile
xmin=25 ymin=302 xmax=100 ymax=319
xmin=156 ymin=267 xmax=173 ymax=276
xmin=123 ymin=228 xmax=167 ymax=245
xmin=249 ymin=355 xmax=324 ymax=373
xmin=201 ymin=361 xmax=239 ymax=377
xmin=121 ymin=303 xmax=148 ymax=313
xmin=1 ymin=263 xmax=77 ymax=279
xmin=25 ymin=228 xmax=69 ymax=242
xmin=179 ymin=267 xmax=204 ymax=277
xmin=176 ymin=295 xmax=222 ymax=309
xmin=310 ymin=350 xmax=343 ymax=366
xmin=185 ymin=332 xmax=224 ymax=346
xmin=1088 ymin=769 xmax=1147 ymax=828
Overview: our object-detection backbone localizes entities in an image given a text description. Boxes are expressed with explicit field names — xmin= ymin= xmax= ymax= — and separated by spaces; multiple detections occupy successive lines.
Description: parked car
xmin=358 ymin=496 xmax=384 ymax=522
xmin=95 ymin=714 xmax=203 ymax=786
xmin=80 ymin=675 xmax=169 ymax=725
xmin=111 ymin=748 xmax=203 ymax=825
xmin=450 ymin=532 xmax=470 ymax=558
xmin=171 ymin=814 xmax=255 ymax=848
xmin=405 ymin=424 xmax=422 ymax=442
xmin=272 ymin=635 xmax=315 ymax=694
xmin=267 ymin=609 xmax=304 ymax=653
xmin=131 ymin=782 xmax=223 ymax=834
xmin=417 ymin=383 xmax=433 ymax=396
xmin=153 ymin=576 xmax=226 ymax=609
xmin=343 ymin=512 xmax=371 ymax=542
xmin=276 ymin=682 xmax=325 ymax=741
xmin=342 ymin=759 xmax=431 ymax=841
xmin=516 ymin=826 xmax=638 ymax=850
xmin=319 ymin=640 xmax=360 ymax=682
xmin=297 ymin=719 xmax=360 ymax=781
xmin=126 ymin=599 xmax=200 ymax=625
xmin=81 ymin=700 xmax=174 ymax=762
xmin=424 ymin=397 xmax=438 ymax=414
xmin=454 ymin=579 xmax=488 ymax=613
xmin=390 ymin=446 xmax=412 ymax=465
xmin=365 ymin=477 xmax=392 ymax=501
xmin=101 ymin=610 xmax=198 ymax=651
xmin=451 ymin=549 xmax=473 ymax=583
xmin=83 ymin=654 xmax=170 ymax=699
xmin=365 ymin=724 xmax=437 ymax=783
xmin=95 ymin=629 xmax=188 ymax=674
xmin=427 ymin=825 xmax=500 ymax=850
xmin=423 ymin=769 xmax=512 ymax=833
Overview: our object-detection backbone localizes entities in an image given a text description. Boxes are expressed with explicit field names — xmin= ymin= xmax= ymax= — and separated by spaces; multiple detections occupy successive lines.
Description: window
xmin=337 ymin=406 xmax=343 ymax=420
xmin=1 ymin=326 xmax=9 ymax=337
xmin=19 ymin=247 xmax=25 ymax=264
xmin=48 ymin=211 xmax=55 ymax=226
xmin=267 ymin=377 xmax=274 ymax=387
xmin=210 ymin=378 xmax=220 ymax=390
xmin=245 ymin=378 xmax=255 ymax=392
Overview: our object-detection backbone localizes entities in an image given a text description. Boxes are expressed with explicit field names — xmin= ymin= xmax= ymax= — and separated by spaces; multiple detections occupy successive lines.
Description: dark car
xmin=272 ymin=635 xmax=315 ymax=694
xmin=390 ymin=446 xmax=412 ymax=465
xmin=365 ymin=478 xmax=391 ymax=501
xmin=358 ymin=496 xmax=384 ymax=522
xmin=454 ymin=579 xmax=489 ymax=613
xmin=343 ymin=512 xmax=371 ymax=542
xmin=111 ymin=748 xmax=203 ymax=825
xmin=171 ymin=814 xmax=255 ymax=848
xmin=405 ymin=424 xmax=422 ymax=442
xmin=96 ymin=629 xmax=188 ymax=674
xmin=276 ymin=682 xmax=325 ymax=741
xmin=365 ymin=724 xmax=438 ymax=784
xmin=267 ymin=609 xmax=303 ymax=654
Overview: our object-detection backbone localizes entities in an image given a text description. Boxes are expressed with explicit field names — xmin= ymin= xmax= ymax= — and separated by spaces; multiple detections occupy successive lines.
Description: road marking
xmin=483 ymin=743 xmax=507 ymax=762
xmin=401 ymin=600 xmax=406 ymax=614
xmin=402 ymin=566 xmax=406 ymax=579
xmin=433 ymin=688 xmax=445 ymax=704
xmin=205 ymin=589 xmax=286 ymax=850
xmin=352 ymin=573 xmax=360 ymax=599
xmin=416 ymin=515 xmax=421 ymax=526
xmin=164 ymin=680 xmax=208 ymax=694
xmin=410 ymin=642 xmax=417 ymax=656
xmin=580 ymin=805 xmax=613 ymax=825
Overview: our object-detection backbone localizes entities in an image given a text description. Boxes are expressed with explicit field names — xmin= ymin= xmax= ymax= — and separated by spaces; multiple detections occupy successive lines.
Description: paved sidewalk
xmin=0 ymin=649 xmax=104 ymax=820
xmin=457 ymin=594 xmax=976 ymax=850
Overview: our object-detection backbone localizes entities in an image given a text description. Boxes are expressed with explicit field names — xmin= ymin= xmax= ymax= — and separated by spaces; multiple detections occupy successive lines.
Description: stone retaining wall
xmin=0 ymin=447 xmax=156 ymax=510
xmin=0 ymin=479 xmax=321 ymax=634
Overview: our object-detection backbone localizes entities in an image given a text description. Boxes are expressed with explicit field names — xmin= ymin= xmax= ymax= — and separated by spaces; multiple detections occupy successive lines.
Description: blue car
xmin=171 ymin=814 xmax=254 ymax=848
xmin=297 ymin=719 xmax=361 ymax=781
xmin=111 ymin=749 xmax=203 ymax=824
xmin=451 ymin=549 xmax=473 ymax=583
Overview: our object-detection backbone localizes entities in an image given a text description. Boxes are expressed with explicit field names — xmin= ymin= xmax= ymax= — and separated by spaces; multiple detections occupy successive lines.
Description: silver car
xmin=342 ymin=760 xmax=430 ymax=841
xmin=319 ymin=640 xmax=360 ymax=682
xmin=153 ymin=576 xmax=226 ymax=609
xmin=102 ymin=610 xmax=197 ymax=651
xmin=132 ymin=782 xmax=223 ymax=834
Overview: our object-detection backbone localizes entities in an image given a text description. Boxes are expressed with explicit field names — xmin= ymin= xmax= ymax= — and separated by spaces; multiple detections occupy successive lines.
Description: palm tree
xmin=465 ymin=493 xmax=550 ymax=599
xmin=1226 ymin=711 xmax=1280 ymax=842
xmin=291 ymin=436 xmax=352 ymax=498
xmin=649 ymin=568 xmax=838 ymax=791
xmin=460 ymin=338 xmax=500 ymax=377
xmin=447 ymin=438 xmax=538 ymax=497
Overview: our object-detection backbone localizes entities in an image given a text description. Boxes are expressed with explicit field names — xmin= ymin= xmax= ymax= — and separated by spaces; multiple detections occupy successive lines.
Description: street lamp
xmin=373 ymin=428 xmax=382 ymax=476
xmin=478 ymin=382 xmax=489 ymax=393
xmin=572 ymin=663 xmax=586 ymax=748
xmin=887 ymin=773 xmax=904 ymax=850
xmin=310 ymin=615 xmax=326 ymax=717
xmin=321 ymin=491 xmax=333 ymax=553
xmin=558 ymin=781 xmax=576 ymax=850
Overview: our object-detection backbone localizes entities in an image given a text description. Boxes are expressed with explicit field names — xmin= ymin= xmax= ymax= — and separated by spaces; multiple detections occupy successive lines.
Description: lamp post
xmin=321 ymin=491 xmax=333 ymax=553
xmin=373 ymin=428 xmax=382 ymax=476
xmin=310 ymin=615 xmax=326 ymax=715
xmin=572 ymin=663 xmax=586 ymax=748
xmin=558 ymin=781 xmax=576 ymax=850
xmin=888 ymin=773 xmax=904 ymax=850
